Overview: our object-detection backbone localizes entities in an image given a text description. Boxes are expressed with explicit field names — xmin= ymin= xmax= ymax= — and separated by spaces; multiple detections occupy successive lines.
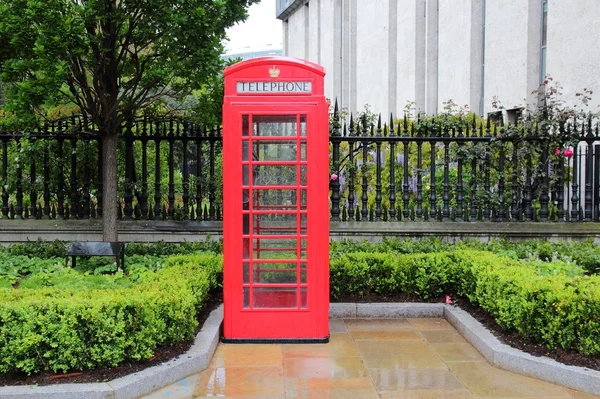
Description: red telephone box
xmin=222 ymin=57 xmax=329 ymax=342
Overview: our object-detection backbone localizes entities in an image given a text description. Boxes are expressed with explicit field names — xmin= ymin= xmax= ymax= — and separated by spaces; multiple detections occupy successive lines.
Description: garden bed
xmin=0 ymin=238 xmax=599 ymax=385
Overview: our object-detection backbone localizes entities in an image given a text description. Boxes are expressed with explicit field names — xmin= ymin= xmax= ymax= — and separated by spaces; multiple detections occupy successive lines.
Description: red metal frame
xmin=222 ymin=57 xmax=329 ymax=341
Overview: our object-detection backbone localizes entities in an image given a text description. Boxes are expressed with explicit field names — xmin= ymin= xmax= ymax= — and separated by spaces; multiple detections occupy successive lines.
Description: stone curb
xmin=0 ymin=305 xmax=223 ymax=399
xmin=443 ymin=305 xmax=600 ymax=397
xmin=330 ymin=303 xmax=600 ymax=397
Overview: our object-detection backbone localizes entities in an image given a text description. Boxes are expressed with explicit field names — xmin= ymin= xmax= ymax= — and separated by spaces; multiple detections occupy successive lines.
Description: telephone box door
xmin=222 ymin=58 xmax=329 ymax=342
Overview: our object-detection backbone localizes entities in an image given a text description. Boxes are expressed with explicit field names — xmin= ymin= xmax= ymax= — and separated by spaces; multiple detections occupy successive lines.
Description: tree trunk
xmin=102 ymin=133 xmax=119 ymax=242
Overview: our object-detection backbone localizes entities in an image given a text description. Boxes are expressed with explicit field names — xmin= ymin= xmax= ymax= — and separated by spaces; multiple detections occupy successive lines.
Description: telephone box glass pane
xmin=300 ymin=287 xmax=307 ymax=308
xmin=242 ymin=115 xmax=249 ymax=136
xmin=254 ymin=288 xmax=297 ymax=308
xmin=300 ymin=142 xmax=307 ymax=161
xmin=243 ymin=262 xmax=250 ymax=283
xmin=253 ymin=165 xmax=296 ymax=186
xmin=253 ymin=189 xmax=297 ymax=208
xmin=254 ymin=141 xmax=297 ymax=161
xmin=253 ymin=215 xmax=297 ymax=236
xmin=243 ymin=287 xmax=250 ymax=308
xmin=300 ymin=115 xmax=307 ymax=136
xmin=253 ymin=115 xmax=297 ymax=137
xmin=242 ymin=140 xmax=249 ymax=161
xmin=252 ymin=262 xmax=297 ymax=284
xmin=300 ymin=165 xmax=307 ymax=185
xmin=242 ymin=165 xmax=249 ymax=185
xmin=252 ymin=238 xmax=307 ymax=260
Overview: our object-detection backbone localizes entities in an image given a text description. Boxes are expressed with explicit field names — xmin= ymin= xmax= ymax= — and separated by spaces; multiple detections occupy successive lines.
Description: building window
xmin=540 ymin=0 xmax=548 ymax=83
xmin=506 ymin=108 xmax=523 ymax=125
xmin=488 ymin=111 xmax=503 ymax=126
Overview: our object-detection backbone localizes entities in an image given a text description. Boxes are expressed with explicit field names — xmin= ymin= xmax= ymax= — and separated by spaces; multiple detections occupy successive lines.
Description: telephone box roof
xmin=224 ymin=56 xmax=325 ymax=77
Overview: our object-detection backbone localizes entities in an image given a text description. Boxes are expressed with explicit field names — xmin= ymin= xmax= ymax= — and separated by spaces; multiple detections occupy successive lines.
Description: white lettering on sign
xmin=237 ymin=81 xmax=312 ymax=94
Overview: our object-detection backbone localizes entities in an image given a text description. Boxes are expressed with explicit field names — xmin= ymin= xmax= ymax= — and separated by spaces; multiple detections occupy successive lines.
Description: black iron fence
xmin=329 ymin=113 xmax=600 ymax=223
xmin=0 ymin=116 xmax=222 ymax=221
xmin=0 ymin=113 xmax=599 ymax=223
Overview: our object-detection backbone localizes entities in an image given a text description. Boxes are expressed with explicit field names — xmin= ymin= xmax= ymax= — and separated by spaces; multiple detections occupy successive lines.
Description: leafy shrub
xmin=330 ymin=250 xmax=600 ymax=355
xmin=5 ymin=240 xmax=67 ymax=258
xmin=0 ymin=253 xmax=222 ymax=375
xmin=125 ymin=239 xmax=222 ymax=256
xmin=331 ymin=237 xmax=600 ymax=275
xmin=18 ymin=268 xmax=134 ymax=290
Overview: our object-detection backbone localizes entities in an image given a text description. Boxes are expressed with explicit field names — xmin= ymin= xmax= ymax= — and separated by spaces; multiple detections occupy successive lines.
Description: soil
xmin=450 ymin=295 xmax=600 ymax=372
xmin=1 ymin=290 xmax=599 ymax=387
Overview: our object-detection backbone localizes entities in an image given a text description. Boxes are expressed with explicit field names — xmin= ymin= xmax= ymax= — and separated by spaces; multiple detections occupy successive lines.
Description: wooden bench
xmin=66 ymin=242 xmax=125 ymax=270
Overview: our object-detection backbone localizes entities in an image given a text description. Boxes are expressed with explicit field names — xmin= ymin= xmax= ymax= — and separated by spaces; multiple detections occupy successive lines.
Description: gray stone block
xmin=445 ymin=305 xmax=600 ymax=397
xmin=0 ymin=383 xmax=113 ymax=399
xmin=492 ymin=340 xmax=600 ymax=396
xmin=329 ymin=303 xmax=356 ymax=318
xmin=356 ymin=303 xmax=444 ymax=318
xmin=444 ymin=305 xmax=504 ymax=361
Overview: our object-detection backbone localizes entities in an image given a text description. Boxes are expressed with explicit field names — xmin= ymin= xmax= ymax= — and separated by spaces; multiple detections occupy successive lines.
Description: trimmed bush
xmin=331 ymin=250 xmax=600 ymax=355
xmin=0 ymin=253 xmax=222 ymax=375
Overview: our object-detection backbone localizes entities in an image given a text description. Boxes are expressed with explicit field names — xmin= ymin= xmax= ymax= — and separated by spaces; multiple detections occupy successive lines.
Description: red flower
xmin=564 ymin=149 xmax=574 ymax=158
xmin=555 ymin=148 xmax=561 ymax=155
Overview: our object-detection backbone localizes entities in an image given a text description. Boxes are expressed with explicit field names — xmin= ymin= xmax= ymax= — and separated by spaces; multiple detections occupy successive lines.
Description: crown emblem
xmin=268 ymin=66 xmax=280 ymax=78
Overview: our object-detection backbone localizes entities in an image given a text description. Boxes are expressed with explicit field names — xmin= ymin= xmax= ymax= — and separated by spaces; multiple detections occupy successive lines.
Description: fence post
xmin=153 ymin=121 xmax=162 ymax=220
xmin=361 ymin=119 xmax=369 ymax=221
xmin=456 ymin=124 xmax=464 ymax=222
xmin=209 ymin=127 xmax=217 ymax=220
xmin=429 ymin=137 xmax=437 ymax=221
xmin=402 ymin=116 xmax=410 ymax=220
xmin=388 ymin=114 xmax=397 ymax=221
xmin=571 ymin=144 xmax=580 ymax=221
xmin=348 ymin=115 xmax=356 ymax=221
xmin=584 ymin=117 xmax=594 ymax=221
xmin=2 ymin=138 xmax=8 ymax=218
xmin=168 ymin=119 xmax=176 ymax=220
xmin=511 ymin=137 xmax=520 ymax=221
xmin=375 ymin=115 xmax=382 ymax=221
xmin=29 ymin=140 xmax=37 ymax=219
xmin=123 ymin=116 xmax=135 ymax=220
xmin=15 ymin=138 xmax=23 ymax=219
xmin=182 ymin=121 xmax=190 ymax=219
xmin=330 ymin=100 xmax=341 ymax=221
xmin=70 ymin=137 xmax=79 ymax=219
xmin=140 ymin=118 xmax=149 ymax=219
xmin=195 ymin=125 xmax=203 ymax=221
xmin=42 ymin=139 xmax=50 ymax=219
xmin=416 ymin=128 xmax=423 ymax=220
xmin=442 ymin=127 xmax=450 ymax=221
xmin=594 ymin=144 xmax=600 ymax=221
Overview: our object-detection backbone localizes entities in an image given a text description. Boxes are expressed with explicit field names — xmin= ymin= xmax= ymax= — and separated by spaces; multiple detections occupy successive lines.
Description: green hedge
xmin=331 ymin=250 xmax=600 ymax=355
xmin=2 ymin=247 xmax=598 ymax=375
xmin=0 ymin=253 xmax=222 ymax=375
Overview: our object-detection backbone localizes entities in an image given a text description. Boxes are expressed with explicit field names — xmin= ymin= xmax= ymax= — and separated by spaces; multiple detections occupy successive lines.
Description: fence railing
xmin=329 ymin=113 xmax=600 ymax=222
xmin=0 ymin=113 xmax=599 ymax=223
xmin=0 ymin=116 xmax=222 ymax=221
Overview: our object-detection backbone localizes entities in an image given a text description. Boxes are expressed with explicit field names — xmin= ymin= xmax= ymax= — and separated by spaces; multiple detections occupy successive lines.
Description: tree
xmin=0 ymin=0 xmax=258 ymax=241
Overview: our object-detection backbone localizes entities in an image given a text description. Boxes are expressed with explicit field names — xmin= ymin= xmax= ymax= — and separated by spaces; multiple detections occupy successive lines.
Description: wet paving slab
xmin=140 ymin=318 xmax=599 ymax=399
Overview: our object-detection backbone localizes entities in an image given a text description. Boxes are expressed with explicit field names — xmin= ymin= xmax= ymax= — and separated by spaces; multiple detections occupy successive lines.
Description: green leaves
xmin=330 ymin=247 xmax=600 ymax=356
xmin=0 ymin=252 xmax=222 ymax=374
